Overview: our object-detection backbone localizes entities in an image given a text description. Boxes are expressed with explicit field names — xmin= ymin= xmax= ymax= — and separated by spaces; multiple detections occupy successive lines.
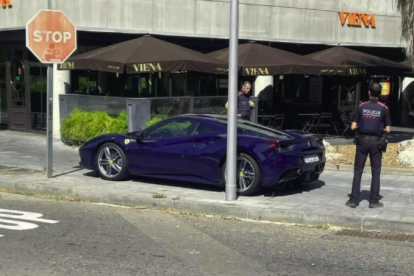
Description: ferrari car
xmin=78 ymin=114 xmax=326 ymax=196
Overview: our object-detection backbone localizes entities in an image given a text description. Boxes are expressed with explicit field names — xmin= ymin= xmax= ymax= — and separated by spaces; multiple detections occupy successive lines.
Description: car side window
xmin=194 ymin=123 xmax=215 ymax=136
xmin=143 ymin=120 xmax=198 ymax=139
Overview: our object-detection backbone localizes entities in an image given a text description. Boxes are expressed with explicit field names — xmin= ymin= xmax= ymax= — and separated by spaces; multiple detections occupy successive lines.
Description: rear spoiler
xmin=285 ymin=130 xmax=324 ymax=143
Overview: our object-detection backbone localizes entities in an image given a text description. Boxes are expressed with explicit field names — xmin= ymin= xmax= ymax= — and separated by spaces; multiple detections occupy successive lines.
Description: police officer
xmin=346 ymin=82 xmax=391 ymax=209
xmin=225 ymin=81 xmax=255 ymax=121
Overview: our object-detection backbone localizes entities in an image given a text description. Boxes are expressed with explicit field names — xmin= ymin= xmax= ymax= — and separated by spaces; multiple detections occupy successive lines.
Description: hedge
xmin=61 ymin=109 xmax=128 ymax=146
xmin=61 ymin=110 xmax=177 ymax=146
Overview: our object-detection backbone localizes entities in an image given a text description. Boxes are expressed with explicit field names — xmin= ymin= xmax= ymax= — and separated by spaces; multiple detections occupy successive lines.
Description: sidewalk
xmin=1 ymin=130 xmax=414 ymax=234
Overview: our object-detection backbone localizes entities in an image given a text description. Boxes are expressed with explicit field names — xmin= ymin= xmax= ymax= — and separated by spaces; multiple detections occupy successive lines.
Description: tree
xmin=397 ymin=0 xmax=414 ymax=59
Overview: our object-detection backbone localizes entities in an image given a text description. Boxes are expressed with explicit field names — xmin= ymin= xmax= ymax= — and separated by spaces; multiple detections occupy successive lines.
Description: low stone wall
xmin=324 ymin=140 xmax=414 ymax=169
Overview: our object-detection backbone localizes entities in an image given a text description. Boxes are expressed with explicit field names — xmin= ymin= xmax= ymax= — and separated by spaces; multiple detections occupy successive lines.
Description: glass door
xmin=337 ymin=79 xmax=361 ymax=113
xmin=0 ymin=64 xmax=6 ymax=124
xmin=29 ymin=63 xmax=48 ymax=131
xmin=8 ymin=59 xmax=29 ymax=131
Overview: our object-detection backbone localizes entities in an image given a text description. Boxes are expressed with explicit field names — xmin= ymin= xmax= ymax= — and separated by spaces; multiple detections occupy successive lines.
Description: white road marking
xmin=0 ymin=209 xmax=59 ymax=237
xmin=0 ymin=209 xmax=59 ymax=224
xmin=0 ymin=219 xmax=39 ymax=230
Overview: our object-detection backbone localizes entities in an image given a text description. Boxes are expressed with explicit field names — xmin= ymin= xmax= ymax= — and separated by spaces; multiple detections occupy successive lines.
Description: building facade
xmin=0 ymin=0 xmax=408 ymax=136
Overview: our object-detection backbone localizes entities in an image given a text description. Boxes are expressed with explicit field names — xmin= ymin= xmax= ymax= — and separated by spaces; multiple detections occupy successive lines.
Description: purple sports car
xmin=78 ymin=114 xmax=326 ymax=196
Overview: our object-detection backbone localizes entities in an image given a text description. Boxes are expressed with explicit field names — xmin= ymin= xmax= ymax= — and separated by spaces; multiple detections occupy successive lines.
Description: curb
xmin=325 ymin=163 xmax=414 ymax=176
xmin=2 ymin=180 xmax=414 ymax=235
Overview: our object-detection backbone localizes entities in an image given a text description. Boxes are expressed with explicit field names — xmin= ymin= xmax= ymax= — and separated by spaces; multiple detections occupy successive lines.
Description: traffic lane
xmin=179 ymin=215 xmax=414 ymax=276
xmin=0 ymin=194 xmax=201 ymax=276
xmin=2 ymin=193 xmax=414 ymax=276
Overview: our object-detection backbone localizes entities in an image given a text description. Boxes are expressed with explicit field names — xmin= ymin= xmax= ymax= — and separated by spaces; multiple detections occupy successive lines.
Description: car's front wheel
xmin=95 ymin=143 xmax=129 ymax=181
xmin=222 ymin=153 xmax=262 ymax=196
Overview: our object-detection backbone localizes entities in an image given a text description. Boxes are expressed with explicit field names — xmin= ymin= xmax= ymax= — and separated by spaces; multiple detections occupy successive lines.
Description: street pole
xmin=46 ymin=0 xmax=54 ymax=178
xmin=225 ymin=0 xmax=239 ymax=201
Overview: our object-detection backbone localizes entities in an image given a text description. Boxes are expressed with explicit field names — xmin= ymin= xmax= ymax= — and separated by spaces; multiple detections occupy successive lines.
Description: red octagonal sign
xmin=26 ymin=10 xmax=77 ymax=64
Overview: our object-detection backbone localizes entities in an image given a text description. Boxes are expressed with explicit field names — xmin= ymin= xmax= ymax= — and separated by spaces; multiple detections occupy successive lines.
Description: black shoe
xmin=345 ymin=200 xmax=359 ymax=208
xmin=369 ymin=202 xmax=384 ymax=209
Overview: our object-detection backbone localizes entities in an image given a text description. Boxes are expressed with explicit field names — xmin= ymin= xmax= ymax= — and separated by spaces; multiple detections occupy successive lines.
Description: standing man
xmin=346 ymin=82 xmax=391 ymax=209
xmin=225 ymin=81 xmax=255 ymax=121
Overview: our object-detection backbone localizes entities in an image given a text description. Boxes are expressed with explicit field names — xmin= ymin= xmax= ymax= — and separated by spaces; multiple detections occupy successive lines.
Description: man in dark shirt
xmin=225 ymin=81 xmax=255 ymax=121
xmin=346 ymin=82 xmax=391 ymax=209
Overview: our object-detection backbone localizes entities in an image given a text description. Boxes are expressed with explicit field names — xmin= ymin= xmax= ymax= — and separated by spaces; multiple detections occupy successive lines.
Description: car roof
xmin=175 ymin=114 xmax=228 ymax=121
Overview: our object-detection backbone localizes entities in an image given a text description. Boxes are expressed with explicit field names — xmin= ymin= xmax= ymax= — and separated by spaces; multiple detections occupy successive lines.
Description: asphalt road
xmin=1 ymin=193 xmax=414 ymax=276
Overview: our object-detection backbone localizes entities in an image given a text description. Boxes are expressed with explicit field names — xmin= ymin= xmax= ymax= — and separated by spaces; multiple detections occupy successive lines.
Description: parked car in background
xmin=78 ymin=114 xmax=325 ymax=196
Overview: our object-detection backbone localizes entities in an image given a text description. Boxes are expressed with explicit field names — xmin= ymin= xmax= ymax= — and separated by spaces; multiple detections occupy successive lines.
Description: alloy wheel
xmin=224 ymin=157 xmax=256 ymax=193
xmin=97 ymin=146 xmax=123 ymax=178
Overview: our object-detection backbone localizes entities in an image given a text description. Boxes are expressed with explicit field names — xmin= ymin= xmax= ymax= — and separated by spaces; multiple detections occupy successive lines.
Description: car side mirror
xmin=136 ymin=132 xmax=144 ymax=142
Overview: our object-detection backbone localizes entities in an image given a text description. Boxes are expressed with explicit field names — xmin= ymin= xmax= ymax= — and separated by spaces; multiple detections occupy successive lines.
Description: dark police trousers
xmin=351 ymin=136 xmax=382 ymax=203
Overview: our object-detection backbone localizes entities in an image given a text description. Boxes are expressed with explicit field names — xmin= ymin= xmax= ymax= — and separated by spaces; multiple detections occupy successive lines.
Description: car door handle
xmin=204 ymin=137 xmax=220 ymax=144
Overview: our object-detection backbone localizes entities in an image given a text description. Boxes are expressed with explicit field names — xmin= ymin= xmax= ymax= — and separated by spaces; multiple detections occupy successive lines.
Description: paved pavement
xmin=1 ymin=130 xmax=414 ymax=233
xmin=0 ymin=130 xmax=80 ymax=173
xmin=2 ymin=193 xmax=414 ymax=276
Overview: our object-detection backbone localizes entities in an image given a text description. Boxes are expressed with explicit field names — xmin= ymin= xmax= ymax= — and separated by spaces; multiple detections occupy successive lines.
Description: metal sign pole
xmin=225 ymin=0 xmax=239 ymax=201
xmin=46 ymin=65 xmax=54 ymax=178
xmin=46 ymin=0 xmax=54 ymax=178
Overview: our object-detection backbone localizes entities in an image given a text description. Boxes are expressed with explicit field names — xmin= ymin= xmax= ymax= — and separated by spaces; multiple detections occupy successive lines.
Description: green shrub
xmin=107 ymin=110 xmax=128 ymax=134
xmin=61 ymin=109 xmax=127 ymax=146
xmin=146 ymin=114 xmax=169 ymax=127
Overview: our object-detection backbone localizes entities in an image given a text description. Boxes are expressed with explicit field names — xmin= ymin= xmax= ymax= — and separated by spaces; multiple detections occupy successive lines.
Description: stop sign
xmin=26 ymin=10 xmax=77 ymax=64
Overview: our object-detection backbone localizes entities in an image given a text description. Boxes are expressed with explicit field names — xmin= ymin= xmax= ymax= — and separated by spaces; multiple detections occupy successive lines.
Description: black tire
xmin=221 ymin=153 xmax=262 ymax=196
xmin=94 ymin=142 xmax=129 ymax=181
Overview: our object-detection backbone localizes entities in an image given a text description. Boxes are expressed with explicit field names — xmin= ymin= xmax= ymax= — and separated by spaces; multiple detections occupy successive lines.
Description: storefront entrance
xmin=337 ymin=79 xmax=361 ymax=113
xmin=0 ymin=63 xmax=6 ymax=126
xmin=7 ymin=60 xmax=47 ymax=132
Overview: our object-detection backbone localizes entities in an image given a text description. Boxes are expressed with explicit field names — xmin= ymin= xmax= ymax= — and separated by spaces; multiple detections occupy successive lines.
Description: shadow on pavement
xmin=53 ymin=166 xmax=84 ymax=178
xmin=83 ymin=171 xmax=224 ymax=194
xmin=83 ymin=171 xmax=327 ymax=199
xmin=347 ymin=191 xmax=384 ymax=203
xmin=263 ymin=180 xmax=326 ymax=198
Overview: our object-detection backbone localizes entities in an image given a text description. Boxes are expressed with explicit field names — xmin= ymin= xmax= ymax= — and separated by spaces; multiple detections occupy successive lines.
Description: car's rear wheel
xmin=95 ymin=143 xmax=129 ymax=181
xmin=222 ymin=153 xmax=262 ymax=196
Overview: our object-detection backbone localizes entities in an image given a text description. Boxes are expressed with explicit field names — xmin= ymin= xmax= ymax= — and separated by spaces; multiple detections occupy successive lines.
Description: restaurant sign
xmin=347 ymin=68 xmax=367 ymax=76
xmin=132 ymin=62 xmax=162 ymax=72
xmin=58 ymin=61 xmax=75 ymax=70
xmin=338 ymin=11 xmax=376 ymax=28
xmin=0 ymin=0 xmax=13 ymax=8
xmin=244 ymin=67 xmax=269 ymax=76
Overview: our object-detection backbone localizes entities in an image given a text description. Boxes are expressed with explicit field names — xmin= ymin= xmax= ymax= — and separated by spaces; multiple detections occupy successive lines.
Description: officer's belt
xmin=358 ymin=135 xmax=381 ymax=141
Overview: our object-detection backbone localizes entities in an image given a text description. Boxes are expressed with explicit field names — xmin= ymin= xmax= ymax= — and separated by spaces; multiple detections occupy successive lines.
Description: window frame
xmin=142 ymin=118 xmax=200 ymax=140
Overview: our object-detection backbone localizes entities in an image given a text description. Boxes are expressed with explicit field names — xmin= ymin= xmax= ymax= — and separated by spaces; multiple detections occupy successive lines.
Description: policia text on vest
xmin=346 ymin=83 xmax=391 ymax=209
xmin=225 ymin=81 xmax=255 ymax=121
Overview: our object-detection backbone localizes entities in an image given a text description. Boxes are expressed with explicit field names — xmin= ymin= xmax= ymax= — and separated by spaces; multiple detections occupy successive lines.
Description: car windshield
xmin=215 ymin=118 xmax=291 ymax=140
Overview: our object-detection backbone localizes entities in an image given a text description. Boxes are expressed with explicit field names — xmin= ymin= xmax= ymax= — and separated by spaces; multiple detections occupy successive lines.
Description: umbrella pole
xmin=226 ymin=0 xmax=239 ymax=201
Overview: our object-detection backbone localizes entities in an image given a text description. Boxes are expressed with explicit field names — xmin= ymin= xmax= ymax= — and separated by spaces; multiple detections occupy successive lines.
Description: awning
xmin=58 ymin=35 xmax=228 ymax=74
xmin=208 ymin=41 xmax=344 ymax=76
xmin=305 ymin=46 xmax=411 ymax=76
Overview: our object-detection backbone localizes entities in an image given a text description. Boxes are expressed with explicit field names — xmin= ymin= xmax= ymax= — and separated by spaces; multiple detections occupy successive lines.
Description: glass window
xmin=0 ymin=64 xmax=7 ymax=124
xmin=143 ymin=120 xmax=198 ymax=139
xmin=215 ymin=118 xmax=291 ymax=140
xmin=171 ymin=73 xmax=186 ymax=97
xmin=194 ymin=123 xmax=216 ymax=135
xmin=29 ymin=65 xmax=48 ymax=131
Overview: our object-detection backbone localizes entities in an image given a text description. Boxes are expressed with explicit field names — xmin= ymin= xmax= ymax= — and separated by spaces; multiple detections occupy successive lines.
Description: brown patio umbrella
xmin=208 ymin=41 xmax=343 ymax=76
xmin=305 ymin=46 xmax=412 ymax=76
xmin=58 ymin=35 xmax=228 ymax=74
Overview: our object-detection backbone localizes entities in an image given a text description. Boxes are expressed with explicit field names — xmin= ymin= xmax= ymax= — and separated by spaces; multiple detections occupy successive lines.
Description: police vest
xmin=237 ymin=94 xmax=251 ymax=116
xmin=357 ymin=101 xmax=387 ymax=136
